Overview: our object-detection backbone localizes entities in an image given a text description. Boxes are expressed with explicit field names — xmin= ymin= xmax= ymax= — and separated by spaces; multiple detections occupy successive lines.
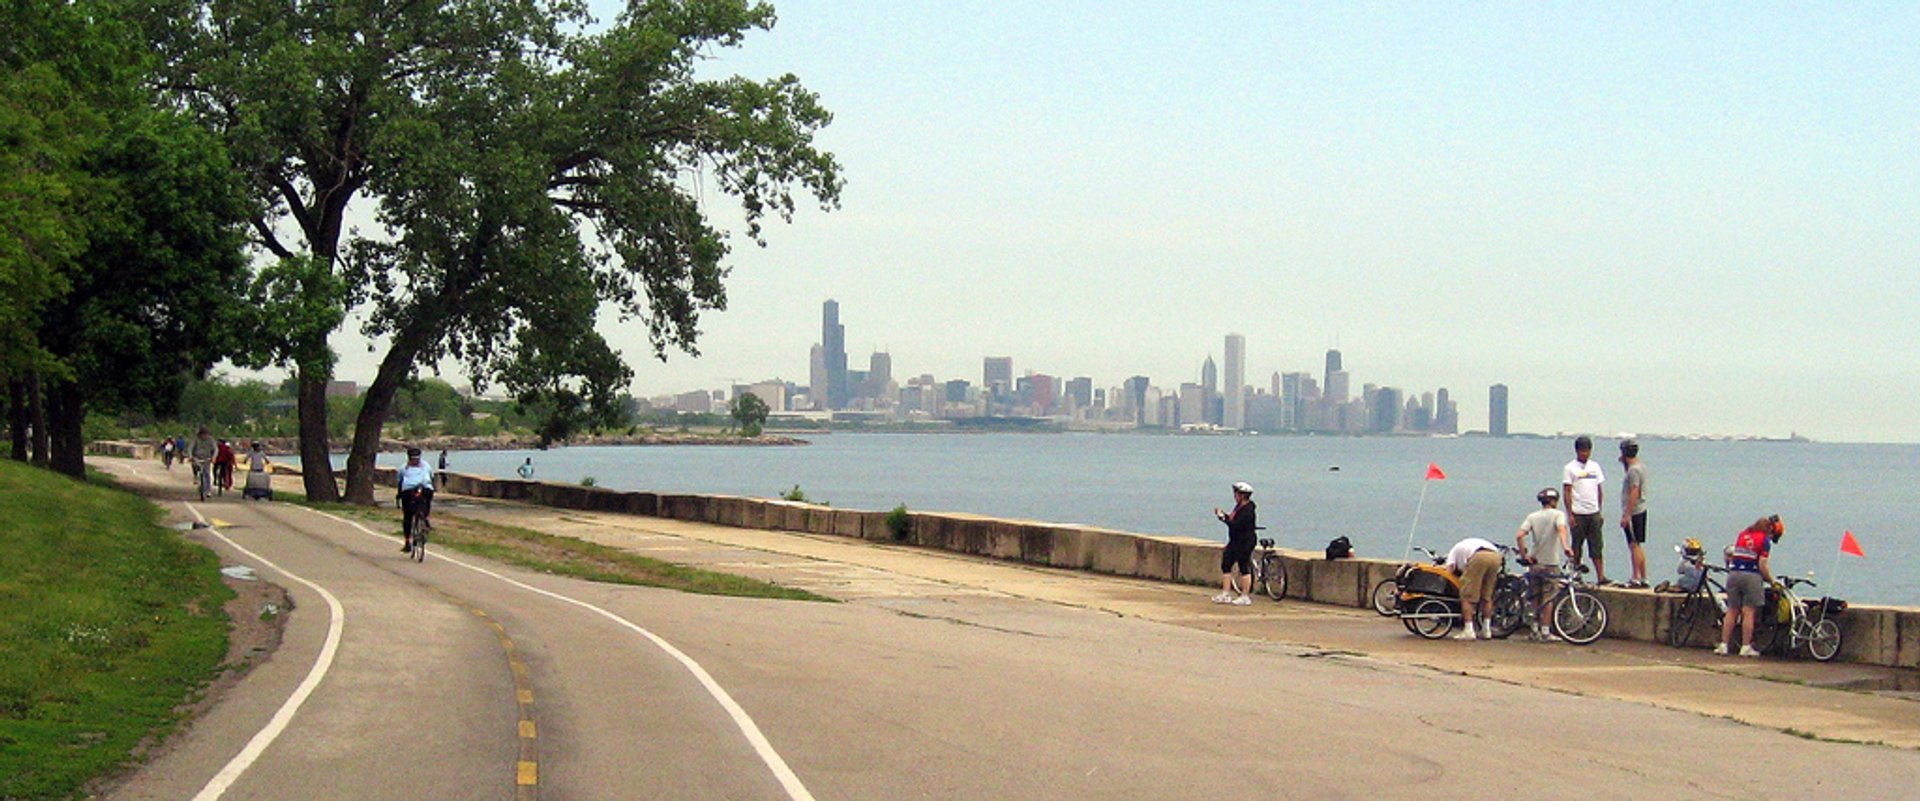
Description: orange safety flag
xmin=1425 ymin=463 xmax=1446 ymax=481
xmin=1840 ymin=530 xmax=1866 ymax=558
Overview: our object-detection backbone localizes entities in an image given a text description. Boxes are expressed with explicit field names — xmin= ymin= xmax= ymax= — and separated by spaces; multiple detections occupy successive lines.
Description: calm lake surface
xmin=339 ymin=434 xmax=1915 ymax=607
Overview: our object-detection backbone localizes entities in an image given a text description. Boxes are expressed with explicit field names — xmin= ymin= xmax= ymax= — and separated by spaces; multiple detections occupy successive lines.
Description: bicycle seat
xmin=1258 ymin=538 xmax=1275 ymax=548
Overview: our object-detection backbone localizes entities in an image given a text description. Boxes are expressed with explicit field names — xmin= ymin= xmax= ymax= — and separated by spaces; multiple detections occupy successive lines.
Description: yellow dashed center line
xmin=416 ymin=584 xmax=539 ymax=798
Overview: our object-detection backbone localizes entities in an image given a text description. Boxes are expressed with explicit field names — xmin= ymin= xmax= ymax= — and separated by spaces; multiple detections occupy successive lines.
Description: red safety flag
xmin=1840 ymin=530 xmax=1866 ymax=558
xmin=1424 ymin=463 xmax=1446 ymax=481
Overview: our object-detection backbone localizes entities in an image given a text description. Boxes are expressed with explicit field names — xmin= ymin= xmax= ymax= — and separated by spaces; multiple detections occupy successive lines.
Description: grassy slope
xmin=0 ymin=461 xmax=231 ymax=800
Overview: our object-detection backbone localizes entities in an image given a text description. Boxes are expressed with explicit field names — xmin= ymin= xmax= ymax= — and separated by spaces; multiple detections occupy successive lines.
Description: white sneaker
xmin=1712 ymin=643 xmax=1729 ymax=655
xmin=1739 ymin=645 xmax=1762 ymax=658
xmin=1451 ymin=630 xmax=1477 ymax=641
xmin=1211 ymin=593 xmax=1233 ymax=604
xmin=1231 ymin=594 xmax=1252 ymax=606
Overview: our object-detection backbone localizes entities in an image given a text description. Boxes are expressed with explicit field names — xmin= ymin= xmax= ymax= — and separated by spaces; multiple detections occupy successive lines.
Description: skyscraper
xmin=1489 ymin=384 xmax=1509 ymax=437
xmin=1324 ymin=349 xmax=1342 ymax=394
xmin=866 ymin=351 xmax=892 ymax=399
xmin=1200 ymin=356 xmax=1218 ymax=425
xmin=822 ymin=300 xmax=848 ymax=409
xmin=808 ymin=344 xmax=826 ymax=410
xmin=1223 ymin=333 xmax=1246 ymax=430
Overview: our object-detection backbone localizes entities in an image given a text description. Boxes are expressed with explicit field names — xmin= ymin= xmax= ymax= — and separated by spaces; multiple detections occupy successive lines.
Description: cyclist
xmin=1212 ymin=481 xmax=1257 ymax=606
xmin=1514 ymin=487 xmax=1573 ymax=641
xmin=1717 ymin=515 xmax=1784 ymax=657
xmin=1446 ymin=535 xmax=1503 ymax=641
xmin=189 ymin=428 xmax=217 ymax=495
xmin=398 ymin=446 xmax=436 ymax=554
xmin=213 ymin=439 xmax=237 ymax=492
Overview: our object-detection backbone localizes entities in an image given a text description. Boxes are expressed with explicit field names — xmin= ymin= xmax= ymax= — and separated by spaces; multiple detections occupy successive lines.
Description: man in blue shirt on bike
xmin=398 ymin=447 xmax=435 ymax=554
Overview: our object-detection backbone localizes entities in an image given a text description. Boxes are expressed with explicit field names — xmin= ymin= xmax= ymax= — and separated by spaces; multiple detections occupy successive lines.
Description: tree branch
xmin=250 ymin=216 xmax=296 ymax=260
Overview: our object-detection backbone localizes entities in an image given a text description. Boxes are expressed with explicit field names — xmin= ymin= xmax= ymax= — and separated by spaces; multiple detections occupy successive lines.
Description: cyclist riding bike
xmin=398 ymin=447 xmax=436 ymax=554
xmin=213 ymin=439 xmax=237 ymax=492
xmin=188 ymin=428 xmax=217 ymax=497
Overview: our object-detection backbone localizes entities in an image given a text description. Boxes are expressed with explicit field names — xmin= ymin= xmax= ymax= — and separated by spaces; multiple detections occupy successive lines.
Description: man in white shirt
xmin=1446 ymin=536 xmax=1503 ymax=641
xmin=1562 ymin=435 xmax=1610 ymax=586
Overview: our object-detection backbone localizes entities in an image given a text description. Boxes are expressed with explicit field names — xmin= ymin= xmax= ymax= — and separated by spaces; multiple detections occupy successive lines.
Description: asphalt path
xmin=98 ymin=458 xmax=1920 ymax=800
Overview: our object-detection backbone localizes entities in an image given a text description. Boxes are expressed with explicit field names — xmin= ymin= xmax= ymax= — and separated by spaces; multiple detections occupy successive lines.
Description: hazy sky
xmin=314 ymin=3 xmax=1920 ymax=442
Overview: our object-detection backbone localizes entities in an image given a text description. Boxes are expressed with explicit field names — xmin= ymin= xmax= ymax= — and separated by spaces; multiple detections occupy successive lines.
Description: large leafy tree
xmin=2 ymin=1 xmax=250 ymax=477
xmin=148 ymin=0 xmax=842 ymax=503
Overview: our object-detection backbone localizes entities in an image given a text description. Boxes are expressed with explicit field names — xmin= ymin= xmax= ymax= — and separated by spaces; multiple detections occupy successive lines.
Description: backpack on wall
xmin=1325 ymin=536 xmax=1353 ymax=560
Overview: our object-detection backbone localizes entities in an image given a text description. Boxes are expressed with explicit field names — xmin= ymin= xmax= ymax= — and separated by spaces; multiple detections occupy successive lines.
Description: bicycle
xmin=1248 ymin=538 xmax=1287 ymax=601
xmin=1398 ymin=546 xmax=1526 ymax=640
xmin=1665 ymin=554 xmax=1727 ymax=648
xmin=192 ymin=458 xmax=212 ymax=501
xmin=1512 ymin=557 xmax=1609 ymax=645
xmin=410 ymin=509 xmax=430 ymax=563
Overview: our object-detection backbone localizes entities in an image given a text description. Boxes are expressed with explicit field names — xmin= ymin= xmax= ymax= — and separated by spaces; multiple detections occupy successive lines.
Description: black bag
xmin=1325 ymin=536 xmax=1352 ymax=560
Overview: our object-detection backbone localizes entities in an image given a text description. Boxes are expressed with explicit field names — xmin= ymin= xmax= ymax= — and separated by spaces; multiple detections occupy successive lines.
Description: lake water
xmin=337 ymin=434 xmax=1916 ymax=607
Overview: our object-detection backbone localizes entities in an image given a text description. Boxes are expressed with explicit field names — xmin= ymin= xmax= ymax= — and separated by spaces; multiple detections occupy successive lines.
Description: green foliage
xmin=886 ymin=504 xmax=912 ymax=542
xmin=0 ymin=460 xmax=231 ymax=799
xmin=579 ymin=476 xmax=597 ymax=487
xmin=730 ymin=392 xmax=769 ymax=437
xmin=780 ymin=484 xmax=808 ymax=502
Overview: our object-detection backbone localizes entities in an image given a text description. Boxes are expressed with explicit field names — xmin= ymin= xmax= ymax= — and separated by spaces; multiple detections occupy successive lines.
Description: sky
xmin=311 ymin=3 xmax=1920 ymax=442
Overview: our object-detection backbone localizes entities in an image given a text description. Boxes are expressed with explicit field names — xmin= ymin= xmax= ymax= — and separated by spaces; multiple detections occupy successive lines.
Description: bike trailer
xmin=243 ymin=469 xmax=273 ymax=500
xmin=1398 ymin=563 xmax=1459 ymax=601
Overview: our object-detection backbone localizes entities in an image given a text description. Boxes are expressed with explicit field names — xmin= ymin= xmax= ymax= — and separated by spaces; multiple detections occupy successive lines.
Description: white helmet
xmin=1231 ymin=481 xmax=1254 ymax=495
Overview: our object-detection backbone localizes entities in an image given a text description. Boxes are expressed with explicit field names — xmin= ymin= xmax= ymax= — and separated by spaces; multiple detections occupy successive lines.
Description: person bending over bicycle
xmin=1212 ymin=481 xmax=1257 ymax=606
xmin=1446 ymin=536 xmax=1503 ymax=641
xmin=398 ymin=447 xmax=436 ymax=554
xmin=1718 ymin=515 xmax=1784 ymax=657
xmin=1514 ymin=487 xmax=1573 ymax=640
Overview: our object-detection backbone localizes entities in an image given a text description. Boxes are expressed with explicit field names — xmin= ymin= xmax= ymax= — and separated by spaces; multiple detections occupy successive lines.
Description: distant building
xmin=1223 ymin=333 xmax=1246 ymax=430
xmin=736 ymin=380 xmax=787 ymax=413
xmin=983 ymin=356 xmax=1013 ymax=409
xmin=1489 ymin=384 xmax=1510 ymax=437
xmin=325 ymin=380 xmax=359 ymax=398
xmin=865 ymin=352 xmax=892 ymax=400
xmin=822 ymin=300 xmax=848 ymax=409
xmin=1371 ymin=387 xmax=1403 ymax=433
xmin=1123 ymin=376 xmax=1151 ymax=425
xmin=1323 ymin=349 xmax=1342 ymax=395
xmin=808 ymin=344 xmax=827 ymax=410
xmin=1065 ymin=376 xmax=1093 ymax=410
xmin=1200 ymin=357 xmax=1218 ymax=425
xmin=945 ymin=379 xmax=971 ymax=404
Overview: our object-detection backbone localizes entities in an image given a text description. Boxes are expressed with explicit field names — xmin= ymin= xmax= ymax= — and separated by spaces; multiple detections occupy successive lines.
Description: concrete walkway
xmin=419 ymin=492 xmax=1920 ymax=750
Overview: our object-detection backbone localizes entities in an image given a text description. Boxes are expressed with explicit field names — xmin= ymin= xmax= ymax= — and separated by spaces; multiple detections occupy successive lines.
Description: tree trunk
xmin=28 ymin=372 xmax=49 ymax=468
xmin=7 ymin=380 xmax=26 ymax=461
xmin=343 ymin=330 xmax=426 ymax=505
xmin=297 ymin=370 xmax=339 ymax=502
xmin=46 ymin=380 xmax=87 ymax=478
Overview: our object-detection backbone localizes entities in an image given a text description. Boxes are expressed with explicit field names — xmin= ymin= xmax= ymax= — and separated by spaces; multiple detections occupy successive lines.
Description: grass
xmin=0 ymin=460 xmax=232 ymax=800
xmin=291 ymin=497 xmax=833 ymax=602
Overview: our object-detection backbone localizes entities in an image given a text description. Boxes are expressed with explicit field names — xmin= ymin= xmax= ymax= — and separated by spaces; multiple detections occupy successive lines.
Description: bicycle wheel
xmin=1488 ymin=578 xmax=1525 ymax=639
xmin=1804 ymin=617 xmax=1840 ymax=662
xmin=1371 ymin=579 xmax=1400 ymax=616
xmin=1406 ymin=597 xmax=1455 ymax=640
xmin=1667 ymin=591 xmax=1716 ymax=648
xmin=413 ymin=518 xmax=429 ymax=563
xmin=1552 ymin=590 xmax=1609 ymax=645
xmin=1259 ymin=554 xmax=1286 ymax=601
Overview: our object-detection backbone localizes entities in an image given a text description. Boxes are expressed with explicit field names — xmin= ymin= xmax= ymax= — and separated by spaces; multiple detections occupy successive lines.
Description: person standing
xmin=1446 ymin=536 xmax=1503 ymax=641
xmin=1515 ymin=488 xmax=1572 ymax=640
xmin=1562 ymin=435 xmax=1610 ymax=585
xmin=161 ymin=437 xmax=176 ymax=469
xmin=517 ymin=457 xmax=534 ymax=480
xmin=437 ymin=449 xmax=450 ymax=471
xmin=1212 ymin=481 xmax=1258 ymax=606
xmin=1619 ymin=439 xmax=1649 ymax=588
xmin=398 ymin=447 xmax=436 ymax=554
xmin=1718 ymin=515 xmax=1784 ymax=657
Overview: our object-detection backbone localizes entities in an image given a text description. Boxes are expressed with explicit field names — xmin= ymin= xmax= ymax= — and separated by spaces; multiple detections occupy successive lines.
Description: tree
xmin=729 ymin=392 xmax=769 ymax=437
xmin=3 ymin=1 xmax=250 ymax=477
xmin=148 ymin=0 xmax=842 ymax=503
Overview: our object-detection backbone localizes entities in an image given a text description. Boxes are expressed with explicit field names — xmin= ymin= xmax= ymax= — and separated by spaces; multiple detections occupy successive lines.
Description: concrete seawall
xmin=88 ymin=441 xmax=1917 ymax=671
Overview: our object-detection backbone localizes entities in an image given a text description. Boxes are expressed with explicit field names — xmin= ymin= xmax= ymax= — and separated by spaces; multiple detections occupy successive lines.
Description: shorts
xmin=1570 ymin=513 xmax=1605 ymax=560
xmin=1458 ymin=549 xmax=1501 ymax=605
xmin=1725 ymin=570 xmax=1767 ymax=609
xmin=1221 ymin=537 xmax=1255 ymax=575
xmin=1623 ymin=511 xmax=1648 ymax=545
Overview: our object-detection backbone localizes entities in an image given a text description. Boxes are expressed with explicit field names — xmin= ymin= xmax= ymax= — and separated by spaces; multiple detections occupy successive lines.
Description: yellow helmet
xmin=1683 ymin=537 xmax=1703 ymax=555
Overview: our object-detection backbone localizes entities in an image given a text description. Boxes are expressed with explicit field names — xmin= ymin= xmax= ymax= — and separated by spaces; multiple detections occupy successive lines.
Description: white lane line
xmin=184 ymin=502 xmax=348 ymax=801
xmin=293 ymin=505 xmax=818 ymax=801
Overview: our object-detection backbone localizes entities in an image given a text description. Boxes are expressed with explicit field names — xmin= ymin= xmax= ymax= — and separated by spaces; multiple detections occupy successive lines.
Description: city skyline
xmin=301 ymin=4 xmax=1920 ymax=442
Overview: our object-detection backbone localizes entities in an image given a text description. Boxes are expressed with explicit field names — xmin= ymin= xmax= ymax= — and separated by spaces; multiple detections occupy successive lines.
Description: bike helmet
xmin=1231 ymin=481 xmax=1254 ymax=496
xmin=1536 ymin=487 xmax=1560 ymax=505
xmin=1619 ymin=438 xmax=1639 ymax=457
xmin=1682 ymin=537 xmax=1703 ymax=556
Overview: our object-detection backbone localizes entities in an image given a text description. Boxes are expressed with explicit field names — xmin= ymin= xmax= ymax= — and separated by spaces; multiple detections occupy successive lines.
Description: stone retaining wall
xmin=330 ymin=459 xmax=1920 ymax=671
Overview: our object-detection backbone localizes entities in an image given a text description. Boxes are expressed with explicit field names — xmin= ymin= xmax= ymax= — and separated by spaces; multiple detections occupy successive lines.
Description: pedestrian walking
xmin=1562 ymin=435 xmax=1611 ymax=585
xmin=437 ymin=448 xmax=449 ymax=471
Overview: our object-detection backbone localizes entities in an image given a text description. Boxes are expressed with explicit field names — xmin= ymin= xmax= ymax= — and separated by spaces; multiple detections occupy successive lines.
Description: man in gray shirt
xmin=1620 ymin=439 xmax=1649 ymax=589
xmin=1516 ymin=488 xmax=1572 ymax=640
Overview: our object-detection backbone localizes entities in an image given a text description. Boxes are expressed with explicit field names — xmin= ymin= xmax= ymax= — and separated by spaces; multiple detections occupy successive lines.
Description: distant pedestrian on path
xmin=1562 ymin=435 xmax=1610 ymax=585
xmin=1446 ymin=536 xmax=1503 ymax=640
xmin=1514 ymin=488 xmax=1571 ymax=640
xmin=518 ymin=457 xmax=534 ymax=480
xmin=1619 ymin=439 xmax=1649 ymax=588
xmin=161 ymin=437 xmax=176 ymax=469
xmin=1718 ymin=515 xmax=1783 ymax=657
xmin=437 ymin=449 xmax=449 ymax=470
xmin=1212 ymin=481 xmax=1257 ymax=606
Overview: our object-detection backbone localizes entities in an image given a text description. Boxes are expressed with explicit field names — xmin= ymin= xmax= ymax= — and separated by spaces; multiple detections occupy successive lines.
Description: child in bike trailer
xmin=398 ymin=447 xmax=436 ymax=554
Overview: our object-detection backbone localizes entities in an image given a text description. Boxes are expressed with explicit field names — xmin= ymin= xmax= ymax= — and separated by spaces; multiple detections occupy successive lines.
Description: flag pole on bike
xmin=1402 ymin=463 xmax=1446 ymax=561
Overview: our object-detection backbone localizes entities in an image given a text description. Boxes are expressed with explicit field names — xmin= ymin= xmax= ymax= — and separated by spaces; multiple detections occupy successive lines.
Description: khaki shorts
xmin=1458 ymin=550 xmax=1502 ymax=604
xmin=1725 ymin=570 xmax=1767 ymax=609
